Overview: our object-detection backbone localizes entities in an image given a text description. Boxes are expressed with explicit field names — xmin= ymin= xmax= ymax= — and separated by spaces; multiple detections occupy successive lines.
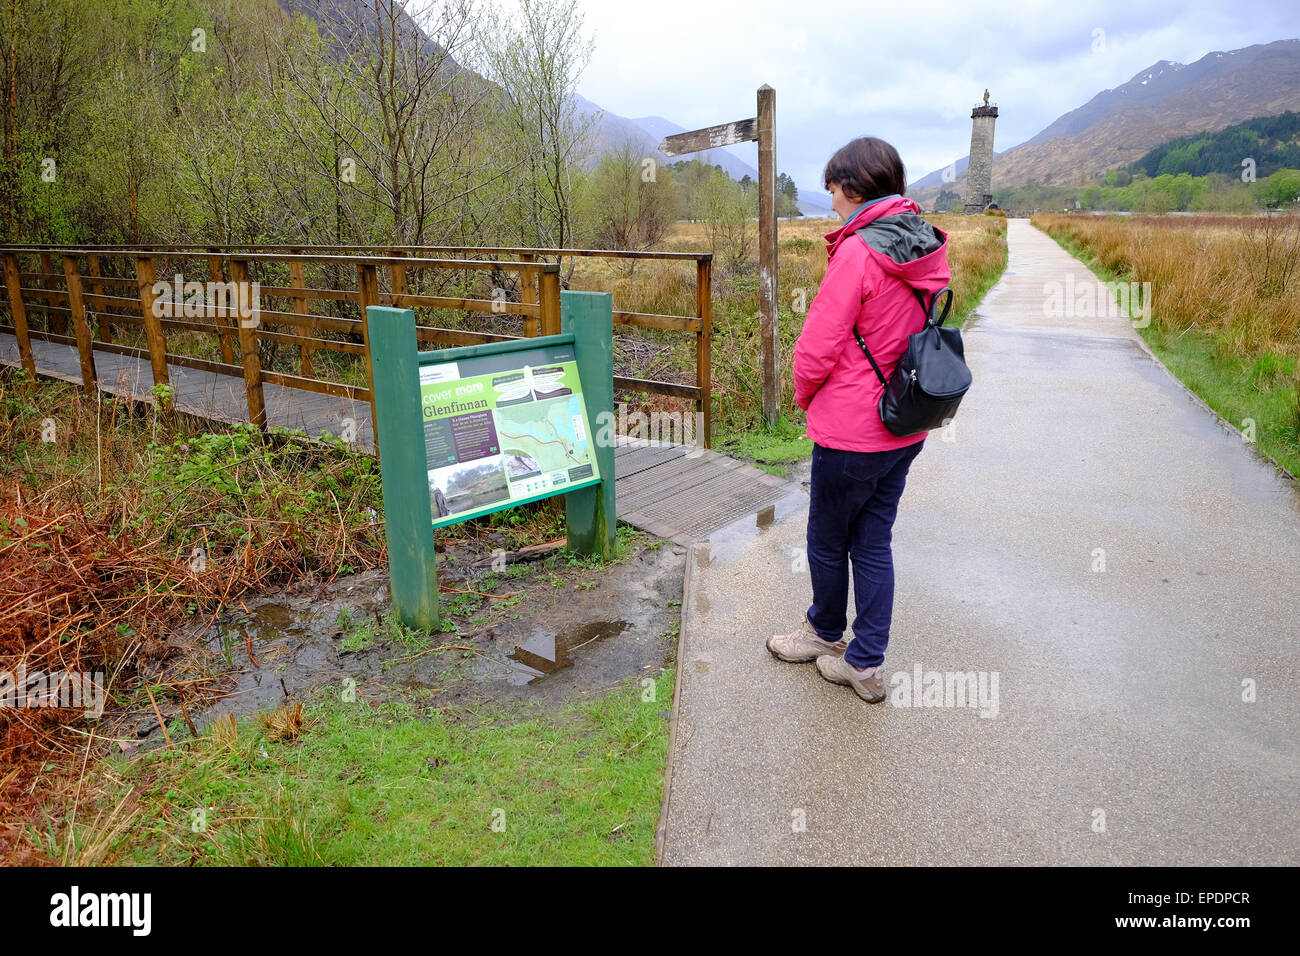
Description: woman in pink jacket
xmin=766 ymin=137 xmax=950 ymax=703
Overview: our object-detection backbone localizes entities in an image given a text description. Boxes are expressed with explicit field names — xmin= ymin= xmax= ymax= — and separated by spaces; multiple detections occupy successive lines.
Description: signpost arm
xmin=367 ymin=304 xmax=440 ymax=631
xmin=561 ymin=290 xmax=616 ymax=560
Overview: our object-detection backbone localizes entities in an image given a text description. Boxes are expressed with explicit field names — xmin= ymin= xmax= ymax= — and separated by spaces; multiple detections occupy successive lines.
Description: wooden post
xmin=87 ymin=254 xmax=108 ymax=343
xmin=2 ymin=253 xmax=36 ymax=375
xmin=757 ymin=84 xmax=779 ymax=425
xmin=519 ymin=253 xmax=539 ymax=337
xmin=228 ymin=259 xmax=266 ymax=428
xmin=133 ymin=256 xmax=169 ymax=387
xmin=61 ymin=256 xmax=97 ymax=395
xmin=389 ymin=251 xmax=407 ymax=300
xmin=357 ymin=262 xmax=382 ymax=460
xmin=562 ymin=290 xmax=616 ymax=560
xmin=696 ymin=256 xmax=713 ymax=449
xmin=288 ymin=259 xmax=314 ymax=377
xmin=539 ymin=267 xmax=561 ymax=336
xmin=208 ymin=256 xmax=234 ymax=365
xmin=39 ymin=252 xmax=66 ymax=335
xmin=366 ymin=304 xmax=439 ymax=631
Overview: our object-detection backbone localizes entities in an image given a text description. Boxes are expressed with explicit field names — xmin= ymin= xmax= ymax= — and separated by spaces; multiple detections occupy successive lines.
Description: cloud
xmin=563 ymin=0 xmax=1300 ymax=189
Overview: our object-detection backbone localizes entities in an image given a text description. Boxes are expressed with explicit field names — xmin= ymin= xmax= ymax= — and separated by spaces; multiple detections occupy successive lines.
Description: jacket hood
xmin=824 ymin=194 xmax=948 ymax=284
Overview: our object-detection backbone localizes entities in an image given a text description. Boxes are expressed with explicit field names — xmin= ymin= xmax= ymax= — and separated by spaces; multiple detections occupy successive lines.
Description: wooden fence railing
xmin=0 ymin=243 xmax=713 ymax=447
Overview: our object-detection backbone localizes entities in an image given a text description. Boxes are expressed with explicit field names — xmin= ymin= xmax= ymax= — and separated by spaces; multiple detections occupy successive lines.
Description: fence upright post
xmin=389 ymin=251 xmax=407 ymax=300
xmin=228 ymin=258 xmax=266 ymax=428
xmin=519 ymin=253 xmax=539 ymax=337
xmin=39 ymin=252 xmax=66 ymax=336
xmin=61 ymin=255 xmax=98 ymax=395
xmin=539 ymin=266 xmax=561 ymax=336
xmin=134 ymin=256 xmax=170 ymax=388
xmin=2 ymin=253 xmax=36 ymax=375
xmin=356 ymin=262 xmax=382 ymax=460
xmin=208 ymin=255 xmax=234 ymax=365
xmin=86 ymin=253 xmax=108 ymax=343
xmin=696 ymin=256 xmax=713 ymax=449
xmin=288 ymin=256 xmax=314 ymax=377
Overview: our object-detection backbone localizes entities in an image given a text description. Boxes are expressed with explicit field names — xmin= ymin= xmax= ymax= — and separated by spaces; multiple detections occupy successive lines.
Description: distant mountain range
xmin=910 ymin=39 xmax=1300 ymax=206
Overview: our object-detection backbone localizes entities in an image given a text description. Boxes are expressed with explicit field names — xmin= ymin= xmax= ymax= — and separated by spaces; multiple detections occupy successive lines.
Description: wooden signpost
xmin=368 ymin=291 xmax=616 ymax=631
xmin=659 ymin=84 xmax=779 ymax=425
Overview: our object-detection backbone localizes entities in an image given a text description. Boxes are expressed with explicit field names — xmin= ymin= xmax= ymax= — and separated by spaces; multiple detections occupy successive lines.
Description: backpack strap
xmin=852 ymin=324 xmax=890 ymax=388
xmin=853 ymin=288 xmax=932 ymax=385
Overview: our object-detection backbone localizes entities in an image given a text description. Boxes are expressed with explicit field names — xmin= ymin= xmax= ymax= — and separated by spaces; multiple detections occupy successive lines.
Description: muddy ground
xmin=124 ymin=532 xmax=685 ymax=744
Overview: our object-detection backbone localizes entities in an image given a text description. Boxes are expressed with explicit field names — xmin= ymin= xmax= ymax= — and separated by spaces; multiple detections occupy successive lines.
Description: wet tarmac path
xmin=660 ymin=219 xmax=1300 ymax=865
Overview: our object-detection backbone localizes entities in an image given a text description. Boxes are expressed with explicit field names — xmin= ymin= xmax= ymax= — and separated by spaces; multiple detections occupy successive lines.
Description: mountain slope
xmin=1129 ymin=110 xmax=1300 ymax=177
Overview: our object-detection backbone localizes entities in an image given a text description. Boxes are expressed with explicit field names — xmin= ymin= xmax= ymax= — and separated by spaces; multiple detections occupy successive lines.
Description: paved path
xmin=660 ymin=219 xmax=1300 ymax=865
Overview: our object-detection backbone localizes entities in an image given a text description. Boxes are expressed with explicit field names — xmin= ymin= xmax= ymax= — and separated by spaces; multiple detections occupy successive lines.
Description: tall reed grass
xmin=1032 ymin=214 xmax=1300 ymax=358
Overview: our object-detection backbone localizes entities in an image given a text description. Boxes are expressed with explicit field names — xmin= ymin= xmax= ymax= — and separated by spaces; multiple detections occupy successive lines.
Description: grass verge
xmin=42 ymin=669 xmax=676 ymax=866
xmin=714 ymin=415 xmax=812 ymax=477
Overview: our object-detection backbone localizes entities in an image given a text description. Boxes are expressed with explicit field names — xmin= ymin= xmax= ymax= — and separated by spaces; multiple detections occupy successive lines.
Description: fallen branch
xmin=470 ymin=538 xmax=565 ymax=568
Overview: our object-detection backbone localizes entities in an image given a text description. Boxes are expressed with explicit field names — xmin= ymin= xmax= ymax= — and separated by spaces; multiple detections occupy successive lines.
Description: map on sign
xmin=418 ymin=342 xmax=600 ymax=528
xmin=497 ymin=395 xmax=590 ymax=487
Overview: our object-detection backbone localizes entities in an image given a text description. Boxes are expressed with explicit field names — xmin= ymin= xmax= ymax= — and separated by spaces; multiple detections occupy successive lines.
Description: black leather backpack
xmin=852 ymin=285 xmax=972 ymax=437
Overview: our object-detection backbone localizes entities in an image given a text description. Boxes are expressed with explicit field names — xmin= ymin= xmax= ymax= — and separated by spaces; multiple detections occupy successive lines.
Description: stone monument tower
xmin=964 ymin=91 xmax=998 ymax=213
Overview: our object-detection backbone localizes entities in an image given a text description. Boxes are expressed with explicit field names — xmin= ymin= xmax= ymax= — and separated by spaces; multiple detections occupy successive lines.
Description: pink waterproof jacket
xmin=793 ymin=194 xmax=951 ymax=452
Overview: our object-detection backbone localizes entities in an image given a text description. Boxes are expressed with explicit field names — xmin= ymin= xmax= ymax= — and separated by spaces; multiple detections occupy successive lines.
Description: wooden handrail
xmin=0 ymin=243 xmax=715 ymax=448
xmin=0 ymin=242 xmax=713 ymax=262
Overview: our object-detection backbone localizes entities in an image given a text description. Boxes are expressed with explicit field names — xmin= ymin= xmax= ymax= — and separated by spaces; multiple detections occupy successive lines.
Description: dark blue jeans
xmin=806 ymin=440 xmax=924 ymax=669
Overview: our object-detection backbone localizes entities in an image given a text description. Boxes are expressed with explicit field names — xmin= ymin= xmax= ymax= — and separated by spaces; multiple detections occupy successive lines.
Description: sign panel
xmin=658 ymin=117 xmax=758 ymax=156
xmin=418 ymin=341 xmax=601 ymax=528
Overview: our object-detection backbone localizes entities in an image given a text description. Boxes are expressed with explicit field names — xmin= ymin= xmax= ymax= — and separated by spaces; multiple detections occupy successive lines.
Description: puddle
xmin=696 ymin=490 xmax=808 ymax=567
xmin=252 ymin=603 xmax=296 ymax=630
xmin=178 ymin=540 xmax=686 ymax=733
xmin=505 ymin=620 xmax=631 ymax=685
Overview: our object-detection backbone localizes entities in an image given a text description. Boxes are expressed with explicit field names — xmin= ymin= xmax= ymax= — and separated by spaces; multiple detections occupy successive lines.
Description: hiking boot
xmin=766 ymin=618 xmax=847 ymax=663
xmin=816 ymin=654 xmax=887 ymax=703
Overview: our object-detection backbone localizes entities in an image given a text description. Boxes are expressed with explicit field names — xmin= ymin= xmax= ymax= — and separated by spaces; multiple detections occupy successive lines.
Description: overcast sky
xmin=566 ymin=0 xmax=1300 ymax=194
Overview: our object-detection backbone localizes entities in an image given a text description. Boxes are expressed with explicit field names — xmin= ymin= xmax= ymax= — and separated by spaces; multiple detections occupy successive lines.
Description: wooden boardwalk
xmin=0 ymin=332 xmax=795 ymax=544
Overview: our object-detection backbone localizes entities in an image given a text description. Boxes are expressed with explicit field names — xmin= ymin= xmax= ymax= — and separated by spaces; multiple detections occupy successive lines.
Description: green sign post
xmin=368 ymin=290 xmax=615 ymax=631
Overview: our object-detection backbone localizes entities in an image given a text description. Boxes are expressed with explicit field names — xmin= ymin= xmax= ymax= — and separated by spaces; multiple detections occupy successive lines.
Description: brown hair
xmin=823 ymin=137 xmax=906 ymax=202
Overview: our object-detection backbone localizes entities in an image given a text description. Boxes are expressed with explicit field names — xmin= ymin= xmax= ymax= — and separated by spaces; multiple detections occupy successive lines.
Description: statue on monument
xmin=983 ymin=88 xmax=990 ymax=106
